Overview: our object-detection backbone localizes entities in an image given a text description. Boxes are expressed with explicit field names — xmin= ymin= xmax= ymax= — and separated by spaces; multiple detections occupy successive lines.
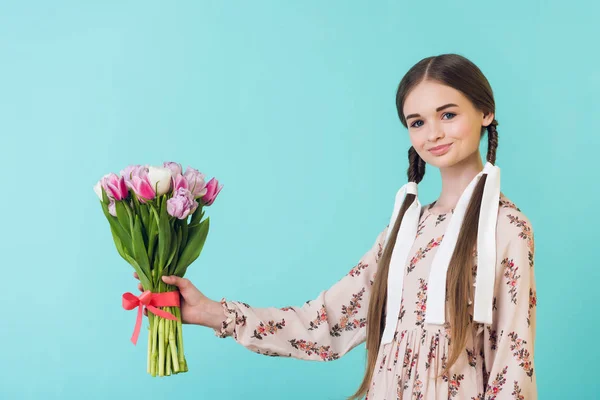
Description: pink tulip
xmin=163 ymin=161 xmax=183 ymax=177
xmin=121 ymin=165 xmax=155 ymax=202
xmin=167 ymin=188 xmax=198 ymax=219
xmin=101 ymin=173 xmax=128 ymax=201
xmin=200 ymin=177 xmax=223 ymax=206
xmin=183 ymin=167 xmax=208 ymax=198
xmin=129 ymin=174 xmax=156 ymax=202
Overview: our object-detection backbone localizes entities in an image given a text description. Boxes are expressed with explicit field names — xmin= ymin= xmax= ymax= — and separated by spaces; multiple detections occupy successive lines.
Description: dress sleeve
xmin=213 ymin=226 xmax=388 ymax=361
xmin=483 ymin=211 xmax=537 ymax=399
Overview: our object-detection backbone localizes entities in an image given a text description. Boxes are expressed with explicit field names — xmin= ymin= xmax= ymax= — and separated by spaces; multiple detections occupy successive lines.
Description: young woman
xmin=139 ymin=53 xmax=537 ymax=399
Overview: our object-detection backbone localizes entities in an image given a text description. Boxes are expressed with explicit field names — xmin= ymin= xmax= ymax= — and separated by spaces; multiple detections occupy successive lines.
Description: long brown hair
xmin=350 ymin=54 xmax=499 ymax=399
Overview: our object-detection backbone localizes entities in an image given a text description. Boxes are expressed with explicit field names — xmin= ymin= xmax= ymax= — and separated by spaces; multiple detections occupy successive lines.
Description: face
xmin=403 ymin=80 xmax=494 ymax=169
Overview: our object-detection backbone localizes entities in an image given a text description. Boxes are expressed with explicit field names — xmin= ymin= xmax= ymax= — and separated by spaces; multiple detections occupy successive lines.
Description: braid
xmin=486 ymin=119 xmax=499 ymax=165
xmin=407 ymin=146 xmax=426 ymax=183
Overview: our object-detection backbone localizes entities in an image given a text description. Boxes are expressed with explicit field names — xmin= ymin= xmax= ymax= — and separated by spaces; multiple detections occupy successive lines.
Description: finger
xmin=144 ymin=308 xmax=148 ymax=317
xmin=138 ymin=283 xmax=143 ymax=292
xmin=133 ymin=272 xmax=139 ymax=280
xmin=162 ymin=275 xmax=190 ymax=289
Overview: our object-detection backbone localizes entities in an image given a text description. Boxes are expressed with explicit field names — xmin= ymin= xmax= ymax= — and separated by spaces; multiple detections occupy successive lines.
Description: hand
xmin=133 ymin=272 xmax=225 ymax=330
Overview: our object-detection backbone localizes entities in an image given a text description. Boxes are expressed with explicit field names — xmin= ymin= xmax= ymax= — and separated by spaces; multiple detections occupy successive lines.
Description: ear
xmin=482 ymin=111 xmax=495 ymax=127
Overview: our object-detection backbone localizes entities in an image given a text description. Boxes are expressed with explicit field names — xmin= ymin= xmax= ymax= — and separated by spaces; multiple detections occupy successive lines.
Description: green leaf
xmin=189 ymin=204 xmax=204 ymax=227
xmin=101 ymin=186 xmax=110 ymax=205
xmin=180 ymin=218 xmax=189 ymax=253
xmin=132 ymin=215 xmax=151 ymax=280
xmin=147 ymin=204 xmax=159 ymax=268
xmin=157 ymin=196 xmax=172 ymax=272
xmin=174 ymin=217 xmax=209 ymax=276
xmin=110 ymin=226 xmax=128 ymax=261
xmin=114 ymin=201 xmax=132 ymax=235
xmin=170 ymin=234 xmax=181 ymax=277
xmin=139 ymin=202 xmax=150 ymax=232
xmin=123 ymin=252 xmax=152 ymax=290
xmin=165 ymin=225 xmax=183 ymax=274
xmin=101 ymin=200 xmax=133 ymax=256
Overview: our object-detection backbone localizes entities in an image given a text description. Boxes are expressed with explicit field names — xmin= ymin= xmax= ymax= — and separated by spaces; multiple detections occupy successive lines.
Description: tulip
xmin=200 ymin=177 xmax=223 ymax=206
xmin=148 ymin=166 xmax=172 ymax=196
xmin=173 ymin=174 xmax=188 ymax=192
xmin=167 ymin=188 xmax=198 ymax=219
xmin=93 ymin=179 xmax=104 ymax=201
xmin=129 ymin=175 xmax=155 ymax=202
xmin=163 ymin=161 xmax=183 ymax=177
xmin=183 ymin=167 xmax=208 ymax=198
xmin=102 ymin=173 xmax=128 ymax=201
xmin=108 ymin=201 xmax=117 ymax=217
xmin=120 ymin=165 xmax=147 ymax=184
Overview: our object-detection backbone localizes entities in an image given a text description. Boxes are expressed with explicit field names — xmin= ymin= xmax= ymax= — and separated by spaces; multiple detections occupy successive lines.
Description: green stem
xmin=158 ymin=317 xmax=165 ymax=377
xmin=150 ymin=313 xmax=158 ymax=377
xmin=147 ymin=324 xmax=152 ymax=374
xmin=169 ymin=307 xmax=180 ymax=373
xmin=166 ymin=342 xmax=171 ymax=376
xmin=176 ymin=307 xmax=185 ymax=365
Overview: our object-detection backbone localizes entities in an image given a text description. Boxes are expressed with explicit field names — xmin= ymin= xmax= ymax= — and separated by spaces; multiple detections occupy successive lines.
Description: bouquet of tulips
xmin=94 ymin=162 xmax=222 ymax=377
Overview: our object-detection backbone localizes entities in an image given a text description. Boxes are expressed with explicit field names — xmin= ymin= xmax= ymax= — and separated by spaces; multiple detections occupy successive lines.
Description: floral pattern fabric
xmin=216 ymin=194 xmax=537 ymax=399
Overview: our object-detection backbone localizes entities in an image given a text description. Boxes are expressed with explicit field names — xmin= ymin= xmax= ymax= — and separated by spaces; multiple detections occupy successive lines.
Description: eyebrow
xmin=405 ymin=103 xmax=459 ymax=120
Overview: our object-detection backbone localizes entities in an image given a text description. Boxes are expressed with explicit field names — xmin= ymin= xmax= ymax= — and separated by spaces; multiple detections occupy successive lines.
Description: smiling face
xmin=403 ymin=80 xmax=494 ymax=169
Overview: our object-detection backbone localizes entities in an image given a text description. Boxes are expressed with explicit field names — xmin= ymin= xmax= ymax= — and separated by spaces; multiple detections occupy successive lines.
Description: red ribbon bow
xmin=122 ymin=290 xmax=181 ymax=345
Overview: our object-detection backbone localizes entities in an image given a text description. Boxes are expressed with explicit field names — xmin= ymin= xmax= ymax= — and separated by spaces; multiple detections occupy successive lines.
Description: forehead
xmin=403 ymin=80 xmax=470 ymax=115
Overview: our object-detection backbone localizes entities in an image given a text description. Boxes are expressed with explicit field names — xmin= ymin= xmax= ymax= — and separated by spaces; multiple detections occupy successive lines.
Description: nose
xmin=427 ymin=121 xmax=445 ymax=142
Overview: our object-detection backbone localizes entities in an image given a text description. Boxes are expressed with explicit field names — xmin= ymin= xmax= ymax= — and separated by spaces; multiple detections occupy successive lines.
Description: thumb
xmin=162 ymin=275 xmax=190 ymax=290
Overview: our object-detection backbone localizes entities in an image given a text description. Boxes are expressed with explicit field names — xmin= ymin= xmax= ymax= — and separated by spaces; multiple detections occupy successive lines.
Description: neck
xmin=433 ymin=151 xmax=485 ymax=212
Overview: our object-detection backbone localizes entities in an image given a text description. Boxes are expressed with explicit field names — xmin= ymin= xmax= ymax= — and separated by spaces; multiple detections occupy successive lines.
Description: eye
xmin=442 ymin=112 xmax=456 ymax=120
xmin=410 ymin=120 xmax=424 ymax=128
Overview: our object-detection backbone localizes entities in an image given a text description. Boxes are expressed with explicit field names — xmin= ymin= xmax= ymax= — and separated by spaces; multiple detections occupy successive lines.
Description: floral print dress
xmin=215 ymin=194 xmax=537 ymax=399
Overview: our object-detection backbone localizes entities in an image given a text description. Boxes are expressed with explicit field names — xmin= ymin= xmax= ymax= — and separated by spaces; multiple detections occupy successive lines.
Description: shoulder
xmin=496 ymin=193 xmax=535 ymax=256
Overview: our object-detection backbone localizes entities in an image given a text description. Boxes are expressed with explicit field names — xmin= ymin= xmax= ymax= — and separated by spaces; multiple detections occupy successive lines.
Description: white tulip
xmin=148 ymin=166 xmax=173 ymax=196
xmin=93 ymin=174 xmax=111 ymax=200
xmin=93 ymin=180 xmax=103 ymax=200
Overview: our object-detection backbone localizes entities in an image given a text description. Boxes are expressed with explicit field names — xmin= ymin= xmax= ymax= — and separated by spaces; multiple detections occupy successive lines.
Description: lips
xmin=429 ymin=144 xmax=452 ymax=151
xmin=428 ymin=143 xmax=453 ymax=156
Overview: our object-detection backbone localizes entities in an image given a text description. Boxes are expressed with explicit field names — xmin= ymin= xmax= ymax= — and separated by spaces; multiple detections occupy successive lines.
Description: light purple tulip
xmin=101 ymin=173 xmax=128 ymax=201
xmin=167 ymin=188 xmax=198 ymax=219
xmin=163 ymin=161 xmax=183 ymax=177
xmin=108 ymin=201 xmax=117 ymax=217
xmin=173 ymin=174 xmax=188 ymax=192
xmin=200 ymin=177 xmax=223 ymax=206
xmin=183 ymin=167 xmax=208 ymax=198
xmin=120 ymin=165 xmax=147 ymax=184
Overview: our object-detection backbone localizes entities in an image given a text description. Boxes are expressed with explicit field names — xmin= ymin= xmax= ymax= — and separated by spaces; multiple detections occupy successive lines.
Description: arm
xmin=483 ymin=212 xmax=537 ymax=399
xmin=214 ymin=226 xmax=388 ymax=361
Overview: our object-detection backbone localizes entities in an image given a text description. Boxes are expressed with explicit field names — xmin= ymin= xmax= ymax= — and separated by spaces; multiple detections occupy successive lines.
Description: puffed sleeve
xmin=214 ymin=226 xmax=388 ymax=361
xmin=483 ymin=210 xmax=537 ymax=399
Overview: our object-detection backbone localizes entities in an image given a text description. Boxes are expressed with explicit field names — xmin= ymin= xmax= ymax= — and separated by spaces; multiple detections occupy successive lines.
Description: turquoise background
xmin=1 ymin=1 xmax=598 ymax=399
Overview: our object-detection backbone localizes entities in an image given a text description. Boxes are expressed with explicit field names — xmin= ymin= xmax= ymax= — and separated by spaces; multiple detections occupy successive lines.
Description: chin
xmin=425 ymin=157 xmax=457 ymax=169
xmin=421 ymin=150 xmax=457 ymax=168
xmin=427 ymin=151 xmax=481 ymax=170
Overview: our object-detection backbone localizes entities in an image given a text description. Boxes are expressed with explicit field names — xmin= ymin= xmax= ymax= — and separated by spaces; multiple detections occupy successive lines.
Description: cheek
xmin=409 ymin=134 xmax=431 ymax=161
xmin=447 ymin=119 xmax=481 ymax=150
xmin=445 ymin=118 xmax=473 ymax=140
xmin=409 ymin=131 xmax=426 ymax=149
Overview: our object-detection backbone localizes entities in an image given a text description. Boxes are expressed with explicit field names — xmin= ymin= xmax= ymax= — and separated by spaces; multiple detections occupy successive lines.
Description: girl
xmin=141 ymin=53 xmax=537 ymax=399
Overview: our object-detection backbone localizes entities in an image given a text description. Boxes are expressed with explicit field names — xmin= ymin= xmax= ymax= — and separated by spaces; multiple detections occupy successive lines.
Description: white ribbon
xmin=380 ymin=162 xmax=501 ymax=346
xmin=425 ymin=162 xmax=500 ymax=325
xmin=381 ymin=182 xmax=421 ymax=345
